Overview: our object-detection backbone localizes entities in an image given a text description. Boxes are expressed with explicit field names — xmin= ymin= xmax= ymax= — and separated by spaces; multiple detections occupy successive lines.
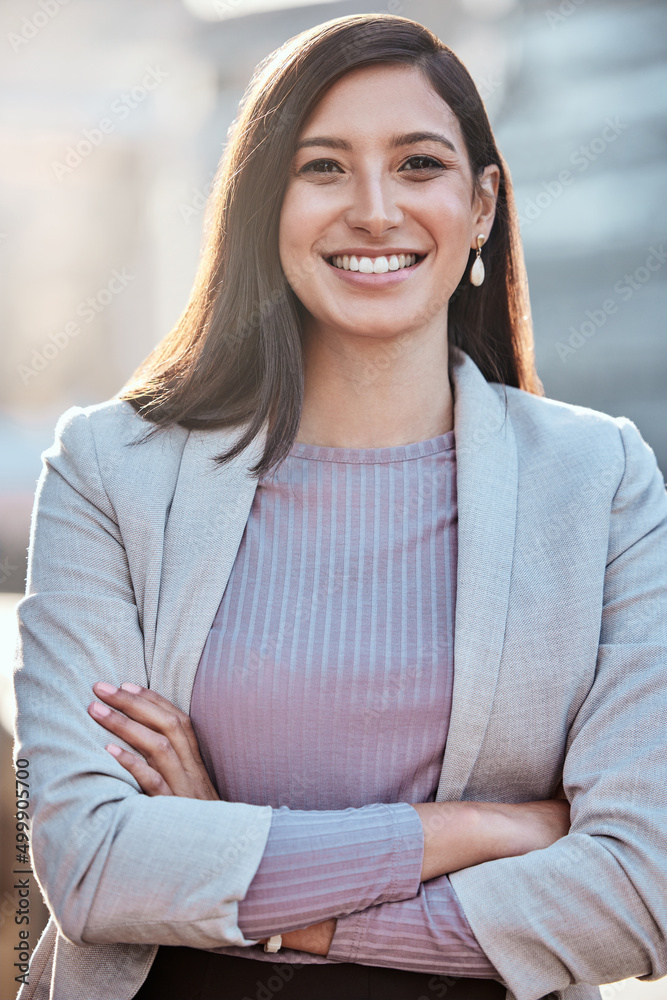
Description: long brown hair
xmin=120 ymin=13 xmax=542 ymax=480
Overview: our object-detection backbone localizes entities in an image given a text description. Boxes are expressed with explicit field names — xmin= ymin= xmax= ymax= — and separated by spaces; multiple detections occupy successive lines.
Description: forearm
xmin=243 ymin=797 xmax=567 ymax=950
xmin=236 ymin=801 xmax=423 ymax=940
xmin=415 ymin=799 xmax=569 ymax=881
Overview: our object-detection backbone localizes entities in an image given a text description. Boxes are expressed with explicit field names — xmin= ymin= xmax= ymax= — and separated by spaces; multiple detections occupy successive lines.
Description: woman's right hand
xmin=88 ymin=682 xmax=220 ymax=801
xmin=412 ymin=796 xmax=571 ymax=882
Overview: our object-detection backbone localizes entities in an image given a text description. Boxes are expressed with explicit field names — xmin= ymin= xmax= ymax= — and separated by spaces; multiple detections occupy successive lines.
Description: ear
xmin=470 ymin=164 xmax=500 ymax=248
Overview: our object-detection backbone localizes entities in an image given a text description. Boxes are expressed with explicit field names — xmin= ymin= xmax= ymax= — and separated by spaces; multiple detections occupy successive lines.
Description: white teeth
xmin=329 ymin=253 xmax=420 ymax=272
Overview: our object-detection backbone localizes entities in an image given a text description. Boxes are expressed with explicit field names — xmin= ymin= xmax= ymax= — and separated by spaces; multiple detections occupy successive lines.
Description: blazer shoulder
xmin=52 ymin=397 xmax=185 ymax=448
xmin=499 ymin=385 xmax=667 ymax=498
xmin=502 ymin=385 xmax=649 ymax=461
xmin=503 ymin=384 xmax=626 ymax=440
xmin=44 ymin=398 xmax=191 ymax=507
xmin=48 ymin=396 xmax=193 ymax=460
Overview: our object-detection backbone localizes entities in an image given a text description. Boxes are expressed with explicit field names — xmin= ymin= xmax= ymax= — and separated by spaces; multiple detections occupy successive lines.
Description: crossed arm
xmin=86 ymin=681 xmax=570 ymax=965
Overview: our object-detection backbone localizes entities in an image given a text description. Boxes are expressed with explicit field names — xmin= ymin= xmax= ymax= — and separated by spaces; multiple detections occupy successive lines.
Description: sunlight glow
xmin=183 ymin=0 xmax=341 ymax=23
xmin=0 ymin=595 xmax=20 ymax=736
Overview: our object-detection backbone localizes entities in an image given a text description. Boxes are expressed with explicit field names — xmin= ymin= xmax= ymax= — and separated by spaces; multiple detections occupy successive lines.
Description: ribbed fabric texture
xmin=190 ymin=429 xmax=498 ymax=976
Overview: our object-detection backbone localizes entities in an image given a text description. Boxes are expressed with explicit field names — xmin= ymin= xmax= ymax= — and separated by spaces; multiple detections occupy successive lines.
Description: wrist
xmin=281 ymin=918 xmax=337 ymax=956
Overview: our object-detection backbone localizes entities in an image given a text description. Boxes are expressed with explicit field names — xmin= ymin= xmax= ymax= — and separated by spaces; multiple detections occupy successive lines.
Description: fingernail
xmin=96 ymin=682 xmax=117 ymax=695
xmin=106 ymin=744 xmax=122 ymax=757
xmin=120 ymin=683 xmax=142 ymax=694
xmin=91 ymin=702 xmax=111 ymax=717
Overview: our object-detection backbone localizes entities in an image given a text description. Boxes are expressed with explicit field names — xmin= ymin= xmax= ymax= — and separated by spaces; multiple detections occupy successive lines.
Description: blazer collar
xmin=152 ymin=348 xmax=518 ymax=803
xmin=150 ymin=421 xmax=268 ymax=712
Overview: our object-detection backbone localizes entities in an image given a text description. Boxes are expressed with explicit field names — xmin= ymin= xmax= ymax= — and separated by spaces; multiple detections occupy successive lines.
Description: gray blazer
xmin=12 ymin=348 xmax=667 ymax=1000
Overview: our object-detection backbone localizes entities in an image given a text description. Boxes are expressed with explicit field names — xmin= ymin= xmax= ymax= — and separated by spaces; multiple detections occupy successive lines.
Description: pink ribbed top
xmin=190 ymin=429 xmax=497 ymax=978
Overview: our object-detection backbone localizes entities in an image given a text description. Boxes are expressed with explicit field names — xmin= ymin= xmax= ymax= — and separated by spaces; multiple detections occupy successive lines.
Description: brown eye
xmin=401 ymin=155 xmax=445 ymax=172
xmin=300 ymin=159 xmax=343 ymax=174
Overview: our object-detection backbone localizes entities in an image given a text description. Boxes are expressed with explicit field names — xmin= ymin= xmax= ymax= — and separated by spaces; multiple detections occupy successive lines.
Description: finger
xmin=88 ymin=700 xmax=185 ymax=777
xmin=89 ymin=685 xmax=220 ymax=800
xmin=93 ymin=682 xmax=202 ymax=764
xmin=105 ymin=744 xmax=174 ymax=797
xmin=87 ymin=699 xmax=214 ymax=799
xmin=119 ymin=683 xmax=204 ymax=760
xmin=91 ymin=683 xmax=200 ymax=770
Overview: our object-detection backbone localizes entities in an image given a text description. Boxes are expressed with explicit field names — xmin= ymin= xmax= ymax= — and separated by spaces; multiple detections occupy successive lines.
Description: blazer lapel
xmin=151 ymin=421 xmax=268 ymax=713
xmin=435 ymin=349 xmax=519 ymax=802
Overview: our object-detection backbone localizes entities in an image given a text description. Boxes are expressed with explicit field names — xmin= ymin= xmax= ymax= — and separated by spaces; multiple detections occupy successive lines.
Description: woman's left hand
xmin=88 ymin=681 xmax=220 ymax=800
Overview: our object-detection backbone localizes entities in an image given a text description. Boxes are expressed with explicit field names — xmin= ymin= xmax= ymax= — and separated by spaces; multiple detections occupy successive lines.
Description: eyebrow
xmin=393 ymin=131 xmax=458 ymax=153
xmin=294 ymin=131 xmax=458 ymax=154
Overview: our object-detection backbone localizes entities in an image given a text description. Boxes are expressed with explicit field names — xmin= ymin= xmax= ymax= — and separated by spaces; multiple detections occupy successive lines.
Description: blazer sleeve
xmin=12 ymin=408 xmax=276 ymax=950
xmin=447 ymin=417 xmax=667 ymax=1000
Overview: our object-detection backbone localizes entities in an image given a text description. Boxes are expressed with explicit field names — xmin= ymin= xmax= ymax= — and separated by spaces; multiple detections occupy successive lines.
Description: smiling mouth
xmin=326 ymin=253 xmax=425 ymax=273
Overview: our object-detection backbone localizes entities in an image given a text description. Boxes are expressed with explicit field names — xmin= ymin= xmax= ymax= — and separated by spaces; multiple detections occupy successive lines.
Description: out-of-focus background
xmin=1 ymin=0 xmax=665 ymax=996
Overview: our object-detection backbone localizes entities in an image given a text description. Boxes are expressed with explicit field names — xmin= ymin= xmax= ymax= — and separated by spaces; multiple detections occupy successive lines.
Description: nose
xmin=343 ymin=170 xmax=403 ymax=237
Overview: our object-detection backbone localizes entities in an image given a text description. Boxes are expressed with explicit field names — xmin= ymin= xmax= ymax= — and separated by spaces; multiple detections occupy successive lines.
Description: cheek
xmin=279 ymin=185 xmax=317 ymax=245
xmin=279 ymin=182 xmax=341 ymax=252
xmin=278 ymin=195 xmax=299 ymax=269
xmin=279 ymin=181 xmax=305 ymax=246
xmin=429 ymin=199 xmax=472 ymax=248
xmin=409 ymin=180 xmax=473 ymax=244
xmin=279 ymin=194 xmax=317 ymax=295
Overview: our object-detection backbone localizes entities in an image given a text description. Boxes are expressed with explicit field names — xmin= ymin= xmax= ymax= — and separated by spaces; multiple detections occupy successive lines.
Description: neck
xmin=295 ymin=322 xmax=453 ymax=449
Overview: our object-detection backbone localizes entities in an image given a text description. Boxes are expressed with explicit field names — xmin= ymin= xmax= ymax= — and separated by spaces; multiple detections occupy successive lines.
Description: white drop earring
xmin=470 ymin=234 xmax=486 ymax=286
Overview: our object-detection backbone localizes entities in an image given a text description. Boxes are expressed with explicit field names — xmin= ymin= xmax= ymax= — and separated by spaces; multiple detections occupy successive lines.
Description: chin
xmin=355 ymin=311 xmax=425 ymax=336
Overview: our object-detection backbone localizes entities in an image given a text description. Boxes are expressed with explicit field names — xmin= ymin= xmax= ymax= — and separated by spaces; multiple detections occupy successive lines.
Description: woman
xmin=13 ymin=13 xmax=667 ymax=1000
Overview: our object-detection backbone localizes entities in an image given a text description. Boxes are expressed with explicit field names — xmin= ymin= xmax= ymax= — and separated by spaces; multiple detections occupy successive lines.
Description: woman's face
xmin=279 ymin=62 xmax=499 ymax=346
